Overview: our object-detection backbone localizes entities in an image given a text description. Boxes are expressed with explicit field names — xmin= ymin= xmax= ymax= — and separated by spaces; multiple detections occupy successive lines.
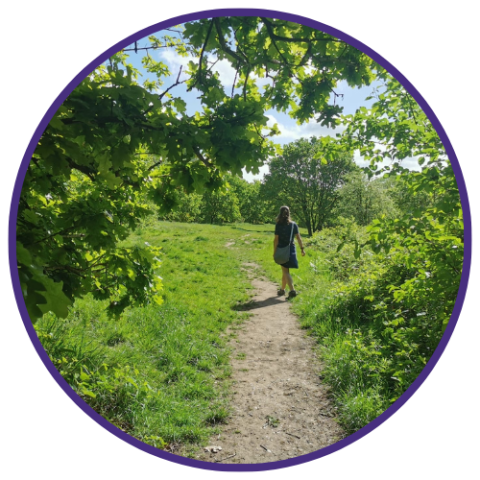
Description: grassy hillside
xmin=35 ymin=220 xmax=305 ymax=453
xmin=35 ymin=217 xmax=455 ymax=448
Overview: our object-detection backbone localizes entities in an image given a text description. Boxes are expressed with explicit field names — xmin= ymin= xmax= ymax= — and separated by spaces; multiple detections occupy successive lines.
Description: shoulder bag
xmin=274 ymin=223 xmax=294 ymax=265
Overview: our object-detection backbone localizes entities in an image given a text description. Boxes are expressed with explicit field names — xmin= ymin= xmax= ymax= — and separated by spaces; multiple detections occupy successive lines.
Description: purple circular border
xmin=8 ymin=8 xmax=471 ymax=472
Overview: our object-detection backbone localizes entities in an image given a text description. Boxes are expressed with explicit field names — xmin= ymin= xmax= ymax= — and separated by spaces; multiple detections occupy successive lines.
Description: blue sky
xmin=120 ymin=27 xmax=419 ymax=181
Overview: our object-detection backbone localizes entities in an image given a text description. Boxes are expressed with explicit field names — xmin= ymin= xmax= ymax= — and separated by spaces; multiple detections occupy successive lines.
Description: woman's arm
xmin=295 ymin=233 xmax=306 ymax=256
xmin=273 ymin=235 xmax=279 ymax=257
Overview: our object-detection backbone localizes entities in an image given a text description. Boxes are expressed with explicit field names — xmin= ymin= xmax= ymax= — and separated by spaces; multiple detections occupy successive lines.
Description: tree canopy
xmin=333 ymin=172 xmax=399 ymax=227
xmin=16 ymin=15 xmax=460 ymax=322
xmin=262 ymin=137 xmax=356 ymax=235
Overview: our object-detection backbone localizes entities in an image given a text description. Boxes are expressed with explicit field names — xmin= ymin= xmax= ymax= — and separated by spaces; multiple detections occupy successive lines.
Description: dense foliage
xmin=295 ymin=182 xmax=462 ymax=431
xmin=332 ymin=172 xmax=399 ymax=226
xmin=17 ymin=17 xmax=382 ymax=320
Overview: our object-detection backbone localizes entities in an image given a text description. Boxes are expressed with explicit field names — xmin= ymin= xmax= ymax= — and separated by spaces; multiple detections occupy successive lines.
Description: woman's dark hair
xmin=276 ymin=206 xmax=291 ymax=225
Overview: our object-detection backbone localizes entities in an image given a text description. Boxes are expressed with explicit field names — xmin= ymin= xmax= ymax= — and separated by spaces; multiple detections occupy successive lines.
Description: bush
xmin=297 ymin=211 xmax=461 ymax=433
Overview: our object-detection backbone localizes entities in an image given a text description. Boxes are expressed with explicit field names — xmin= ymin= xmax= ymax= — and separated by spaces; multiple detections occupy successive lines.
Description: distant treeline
xmin=159 ymin=137 xmax=427 ymax=235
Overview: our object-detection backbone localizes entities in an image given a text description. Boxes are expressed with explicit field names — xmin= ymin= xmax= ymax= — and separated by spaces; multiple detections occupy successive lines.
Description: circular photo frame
xmin=9 ymin=8 xmax=471 ymax=472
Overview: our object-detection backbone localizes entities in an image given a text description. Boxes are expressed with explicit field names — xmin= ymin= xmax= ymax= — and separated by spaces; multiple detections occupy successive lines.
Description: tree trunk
xmin=306 ymin=218 xmax=313 ymax=237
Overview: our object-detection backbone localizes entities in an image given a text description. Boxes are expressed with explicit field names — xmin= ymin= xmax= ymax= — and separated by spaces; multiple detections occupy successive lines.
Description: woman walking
xmin=273 ymin=206 xmax=305 ymax=299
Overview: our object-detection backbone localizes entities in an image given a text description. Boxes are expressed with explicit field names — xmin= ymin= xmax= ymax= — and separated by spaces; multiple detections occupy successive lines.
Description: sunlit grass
xmin=36 ymin=218 xmax=408 ymax=445
xmin=35 ymin=220 xmax=275 ymax=448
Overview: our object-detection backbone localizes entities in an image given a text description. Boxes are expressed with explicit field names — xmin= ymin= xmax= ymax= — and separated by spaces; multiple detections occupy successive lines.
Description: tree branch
xmin=261 ymin=18 xmax=291 ymax=67
xmin=260 ymin=17 xmax=311 ymax=44
xmin=44 ymin=265 xmax=87 ymax=277
xmin=298 ymin=40 xmax=313 ymax=67
xmin=243 ymin=68 xmax=250 ymax=101
xmin=192 ymin=145 xmax=212 ymax=168
xmin=66 ymin=158 xmax=96 ymax=181
xmin=158 ymin=66 xmax=185 ymax=101
xmin=233 ymin=27 xmax=251 ymax=64
xmin=260 ymin=18 xmax=303 ymax=81
xmin=187 ymin=19 xmax=215 ymax=92
xmin=214 ymin=18 xmax=247 ymax=64
xmin=147 ymin=159 xmax=164 ymax=172
xmin=232 ymin=66 xmax=239 ymax=97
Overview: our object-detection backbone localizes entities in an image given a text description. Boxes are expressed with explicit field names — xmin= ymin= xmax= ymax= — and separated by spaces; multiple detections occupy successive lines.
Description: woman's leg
xmin=281 ymin=266 xmax=294 ymax=291
xmin=281 ymin=268 xmax=287 ymax=290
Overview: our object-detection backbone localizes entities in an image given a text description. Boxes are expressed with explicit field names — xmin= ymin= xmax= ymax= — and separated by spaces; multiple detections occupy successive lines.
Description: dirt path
xmin=196 ymin=263 xmax=343 ymax=464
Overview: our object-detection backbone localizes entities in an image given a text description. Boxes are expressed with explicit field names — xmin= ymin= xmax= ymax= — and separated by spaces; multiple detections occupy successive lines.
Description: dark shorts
xmin=279 ymin=243 xmax=299 ymax=269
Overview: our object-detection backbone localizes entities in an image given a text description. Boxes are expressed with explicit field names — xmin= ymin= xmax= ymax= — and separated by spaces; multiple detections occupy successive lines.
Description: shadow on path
xmin=232 ymin=296 xmax=286 ymax=311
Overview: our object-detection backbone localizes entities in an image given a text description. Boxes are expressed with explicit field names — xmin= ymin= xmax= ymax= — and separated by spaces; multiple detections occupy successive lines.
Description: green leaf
xmin=102 ymin=172 xmax=122 ymax=189
xmin=37 ymin=278 xmax=72 ymax=319
xmin=16 ymin=242 xmax=32 ymax=266
xmin=81 ymin=388 xmax=96 ymax=399
xmin=173 ymin=97 xmax=187 ymax=114
xmin=49 ymin=115 xmax=64 ymax=130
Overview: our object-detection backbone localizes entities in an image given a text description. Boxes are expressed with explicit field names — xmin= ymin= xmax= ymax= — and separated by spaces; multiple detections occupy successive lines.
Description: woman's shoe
xmin=287 ymin=290 xmax=298 ymax=299
xmin=277 ymin=289 xmax=285 ymax=296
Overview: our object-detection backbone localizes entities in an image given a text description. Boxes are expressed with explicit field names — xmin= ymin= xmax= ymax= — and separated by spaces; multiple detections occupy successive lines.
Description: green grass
xmin=35 ymin=220 xmax=285 ymax=450
xmin=37 ymin=218 xmax=413 ymax=446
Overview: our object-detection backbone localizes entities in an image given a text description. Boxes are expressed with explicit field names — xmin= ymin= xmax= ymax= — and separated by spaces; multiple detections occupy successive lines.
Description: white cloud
xmin=252 ymin=72 xmax=272 ymax=90
xmin=202 ymin=58 xmax=272 ymax=94
xmin=242 ymin=164 xmax=270 ymax=183
xmin=303 ymin=62 xmax=314 ymax=76
xmin=266 ymin=114 xmax=345 ymax=144
xmin=354 ymin=151 xmax=422 ymax=172
xmin=159 ymin=49 xmax=194 ymax=73
xmin=211 ymin=59 xmax=237 ymax=90
xmin=271 ymin=125 xmax=300 ymax=142
xmin=399 ymin=157 xmax=422 ymax=171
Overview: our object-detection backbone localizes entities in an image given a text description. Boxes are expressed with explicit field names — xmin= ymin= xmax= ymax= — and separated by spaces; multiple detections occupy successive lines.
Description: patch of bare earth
xmin=195 ymin=263 xmax=343 ymax=465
